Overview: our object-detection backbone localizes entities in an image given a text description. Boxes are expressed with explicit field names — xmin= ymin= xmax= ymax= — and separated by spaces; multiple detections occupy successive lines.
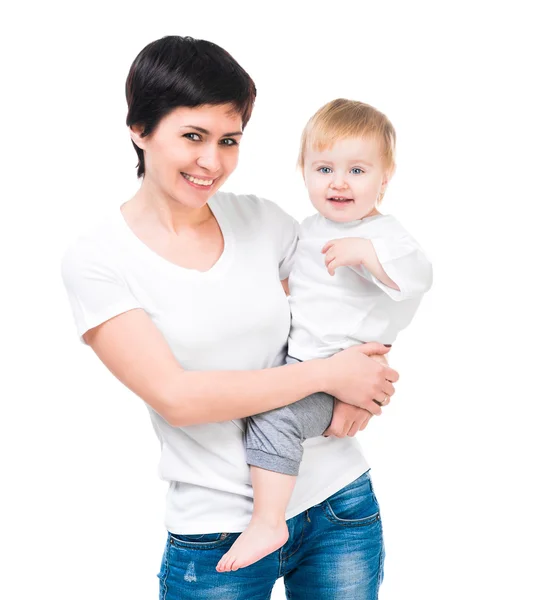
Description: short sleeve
xmin=355 ymin=235 xmax=433 ymax=301
xmin=61 ymin=239 xmax=142 ymax=344
xmin=278 ymin=218 xmax=299 ymax=280
xmin=262 ymin=199 xmax=299 ymax=280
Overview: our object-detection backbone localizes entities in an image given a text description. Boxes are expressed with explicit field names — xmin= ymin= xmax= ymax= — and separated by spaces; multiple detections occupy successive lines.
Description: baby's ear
xmin=386 ymin=163 xmax=397 ymax=181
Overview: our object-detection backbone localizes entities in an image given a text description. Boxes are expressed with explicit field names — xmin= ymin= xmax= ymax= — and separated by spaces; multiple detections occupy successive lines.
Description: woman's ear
xmin=129 ymin=124 xmax=146 ymax=149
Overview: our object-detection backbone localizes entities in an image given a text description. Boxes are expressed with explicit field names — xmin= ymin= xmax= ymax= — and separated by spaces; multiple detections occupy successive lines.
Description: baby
xmin=217 ymin=98 xmax=433 ymax=572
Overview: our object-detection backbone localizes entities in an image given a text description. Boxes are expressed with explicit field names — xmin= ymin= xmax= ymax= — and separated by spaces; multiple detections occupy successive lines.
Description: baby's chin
xmin=316 ymin=205 xmax=364 ymax=224
xmin=313 ymin=199 xmax=380 ymax=223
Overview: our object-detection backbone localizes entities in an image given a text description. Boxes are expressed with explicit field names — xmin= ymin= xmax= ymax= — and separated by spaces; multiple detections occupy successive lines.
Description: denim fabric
xmin=158 ymin=470 xmax=385 ymax=599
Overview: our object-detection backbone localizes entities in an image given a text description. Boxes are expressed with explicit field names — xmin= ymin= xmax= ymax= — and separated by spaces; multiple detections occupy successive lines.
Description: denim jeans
xmin=158 ymin=470 xmax=385 ymax=599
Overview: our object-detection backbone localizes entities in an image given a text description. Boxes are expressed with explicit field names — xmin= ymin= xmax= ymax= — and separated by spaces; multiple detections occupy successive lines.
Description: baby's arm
xmin=322 ymin=238 xmax=399 ymax=289
xmin=322 ymin=234 xmax=432 ymax=300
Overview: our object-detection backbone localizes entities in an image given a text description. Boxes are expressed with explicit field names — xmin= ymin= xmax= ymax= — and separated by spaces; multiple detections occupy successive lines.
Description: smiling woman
xmin=125 ymin=37 xmax=254 ymax=179
xmin=61 ymin=35 xmax=397 ymax=599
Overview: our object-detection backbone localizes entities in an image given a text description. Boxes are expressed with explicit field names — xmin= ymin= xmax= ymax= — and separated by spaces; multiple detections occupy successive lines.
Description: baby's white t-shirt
xmin=288 ymin=213 xmax=433 ymax=361
xmin=61 ymin=192 xmax=369 ymax=534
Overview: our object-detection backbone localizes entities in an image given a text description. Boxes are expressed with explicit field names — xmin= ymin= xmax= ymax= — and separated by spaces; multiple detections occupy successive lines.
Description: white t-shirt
xmin=61 ymin=192 xmax=369 ymax=534
xmin=288 ymin=213 xmax=433 ymax=361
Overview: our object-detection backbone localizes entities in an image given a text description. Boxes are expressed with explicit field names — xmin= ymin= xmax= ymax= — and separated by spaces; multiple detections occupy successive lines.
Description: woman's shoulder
xmin=61 ymin=208 xmax=125 ymax=273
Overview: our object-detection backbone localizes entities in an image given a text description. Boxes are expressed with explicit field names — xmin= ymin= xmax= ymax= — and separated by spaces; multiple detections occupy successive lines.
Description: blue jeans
xmin=158 ymin=471 xmax=385 ymax=599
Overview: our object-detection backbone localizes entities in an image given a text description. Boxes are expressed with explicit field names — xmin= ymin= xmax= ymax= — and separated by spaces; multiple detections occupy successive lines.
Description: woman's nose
xmin=196 ymin=144 xmax=221 ymax=172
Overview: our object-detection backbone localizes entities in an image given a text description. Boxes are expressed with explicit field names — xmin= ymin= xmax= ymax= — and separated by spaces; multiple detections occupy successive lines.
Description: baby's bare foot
xmin=216 ymin=518 xmax=289 ymax=572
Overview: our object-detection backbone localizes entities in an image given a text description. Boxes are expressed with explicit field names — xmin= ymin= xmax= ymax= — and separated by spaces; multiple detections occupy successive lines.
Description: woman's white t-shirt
xmin=61 ymin=192 xmax=369 ymax=534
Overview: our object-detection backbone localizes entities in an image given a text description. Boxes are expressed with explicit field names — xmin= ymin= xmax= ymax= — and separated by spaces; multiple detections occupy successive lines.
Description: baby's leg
xmin=216 ymin=391 xmax=334 ymax=573
xmin=216 ymin=466 xmax=294 ymax=573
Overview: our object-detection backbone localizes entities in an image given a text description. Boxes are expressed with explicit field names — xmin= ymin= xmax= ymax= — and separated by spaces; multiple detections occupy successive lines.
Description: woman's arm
xmin=84 ymin=308 xmax=397 ymax=427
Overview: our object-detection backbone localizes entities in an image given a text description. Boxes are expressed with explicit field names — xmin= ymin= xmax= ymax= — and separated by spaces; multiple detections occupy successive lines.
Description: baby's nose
xmin=330 ymin=176 xmax=348 ymax=189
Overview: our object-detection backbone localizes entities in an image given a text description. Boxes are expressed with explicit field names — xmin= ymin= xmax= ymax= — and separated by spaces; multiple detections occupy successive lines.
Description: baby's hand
xmin=322 ymin=237 xmax=370 ymax=276
xmin=323 ymin=399 xmax=373 ymax=438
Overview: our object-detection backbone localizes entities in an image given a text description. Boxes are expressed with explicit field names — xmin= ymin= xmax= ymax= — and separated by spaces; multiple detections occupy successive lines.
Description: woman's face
xmin=131 ymin=104 xmax=243 ymax=209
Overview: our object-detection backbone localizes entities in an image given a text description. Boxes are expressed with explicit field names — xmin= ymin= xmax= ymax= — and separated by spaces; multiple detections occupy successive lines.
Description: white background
xmin=1 ymin=1 xmax=549 ymax=598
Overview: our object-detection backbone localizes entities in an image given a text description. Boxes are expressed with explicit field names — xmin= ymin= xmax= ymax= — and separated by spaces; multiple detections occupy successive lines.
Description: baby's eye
xmin=183 ymin=133 xmax=201 ymax=141
xmin=350 ymin=167 xmax=364 ymax=175
xmin=318 ymin=167 xmax=332 ymax=174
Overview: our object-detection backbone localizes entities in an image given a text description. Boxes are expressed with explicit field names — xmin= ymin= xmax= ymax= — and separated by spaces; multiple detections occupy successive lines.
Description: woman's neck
xmin=127 ymin=180 xmax=213 ymax=235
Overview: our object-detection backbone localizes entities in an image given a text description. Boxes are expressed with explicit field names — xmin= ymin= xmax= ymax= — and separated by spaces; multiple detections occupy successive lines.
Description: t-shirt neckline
xmin=115 ymin=194 xmax=234 ymax=278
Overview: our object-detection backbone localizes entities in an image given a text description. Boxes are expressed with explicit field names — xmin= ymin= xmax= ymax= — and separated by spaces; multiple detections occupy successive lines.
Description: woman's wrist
xmin=314 ymin=357 xmax=338 ymax=396
xmin=290 ymin=357 xmax=333 ymax=396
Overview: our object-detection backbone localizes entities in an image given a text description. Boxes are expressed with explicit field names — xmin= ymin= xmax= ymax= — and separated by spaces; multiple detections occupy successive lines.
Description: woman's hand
xmin=324 ymin=343 xmax=398 ymax=415
xmin=323 ymin=349 xmax=392 ymax=437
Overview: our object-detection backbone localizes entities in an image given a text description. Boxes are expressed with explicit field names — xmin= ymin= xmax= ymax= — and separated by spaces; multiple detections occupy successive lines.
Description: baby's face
xmin=303 ymin=136 xmax=391 ymax=223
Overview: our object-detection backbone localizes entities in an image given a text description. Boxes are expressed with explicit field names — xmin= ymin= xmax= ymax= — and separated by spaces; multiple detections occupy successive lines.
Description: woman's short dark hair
xmin=125 ymin=35 xmax=257 ymax=178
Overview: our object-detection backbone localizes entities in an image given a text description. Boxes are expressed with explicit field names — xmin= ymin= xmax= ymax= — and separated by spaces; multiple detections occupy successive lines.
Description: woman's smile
xmin=181 ymin=171 xmax=217 ymax=190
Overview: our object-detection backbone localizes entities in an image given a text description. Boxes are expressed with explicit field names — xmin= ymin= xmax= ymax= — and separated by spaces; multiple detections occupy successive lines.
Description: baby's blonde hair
xmin=298 ymin=99 xmax=397 ymax=204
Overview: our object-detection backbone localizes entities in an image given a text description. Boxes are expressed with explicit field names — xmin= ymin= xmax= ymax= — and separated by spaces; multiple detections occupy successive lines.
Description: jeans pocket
xmin=323 ymin=471 xmax=381 ymax=527
xmin=168 ymin=531 xmax=234 ymax=549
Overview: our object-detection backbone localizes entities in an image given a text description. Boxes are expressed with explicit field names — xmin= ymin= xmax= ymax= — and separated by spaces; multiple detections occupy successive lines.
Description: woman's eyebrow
xmin=181 ymin=125 xmax=243 ymax=137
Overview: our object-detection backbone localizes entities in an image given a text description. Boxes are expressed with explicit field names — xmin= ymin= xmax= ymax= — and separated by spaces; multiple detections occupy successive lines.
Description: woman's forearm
xmin=165 ymin=359 xmax=328 ymax=426
xmin=84 ymin=309 xmax=395 ymax=428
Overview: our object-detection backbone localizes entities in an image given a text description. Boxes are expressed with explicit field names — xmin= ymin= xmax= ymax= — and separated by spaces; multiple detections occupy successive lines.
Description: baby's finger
xmin=328 ymin=257 xmax=343 ymax=275
xmin=347 ymin=422 xmax=361 ymax=437
xmin=341 ymin=420 xmax=353 ymax=438
xmin=359 ymin=413 xmax=373 ymax=431
xmin=321 ymin=240 xmax=335 ymax=254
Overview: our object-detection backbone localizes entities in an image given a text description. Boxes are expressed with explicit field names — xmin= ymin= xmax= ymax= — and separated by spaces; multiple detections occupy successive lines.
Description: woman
xmin=61 ymin=35 xmax=398 ymax=599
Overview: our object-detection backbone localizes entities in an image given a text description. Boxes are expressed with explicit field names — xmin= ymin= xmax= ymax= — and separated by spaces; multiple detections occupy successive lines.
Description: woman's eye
xmin=220 ymin=138 xmax=238 ymax=146
xmin=351 ymin=167 xmax=364 ymax=175
xmin=318 ymin=167 xmax=332 ymax=174
xmin=183 ymin=133 xmax=201 ymax=141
